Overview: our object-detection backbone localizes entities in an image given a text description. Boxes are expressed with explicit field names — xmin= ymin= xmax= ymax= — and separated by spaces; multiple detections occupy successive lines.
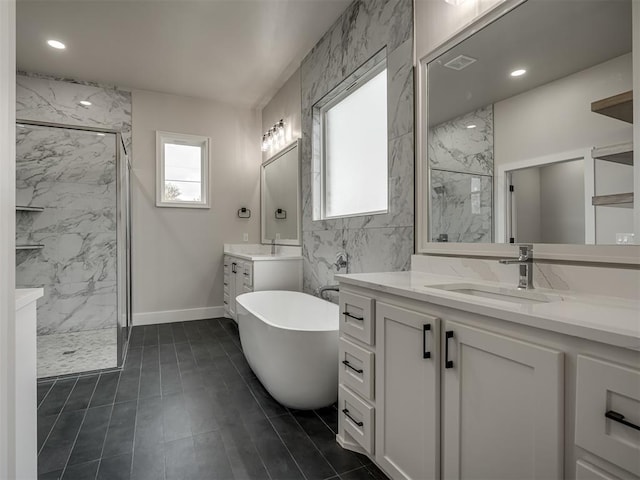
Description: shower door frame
xmin=16 ymin=118 xmax=132 ymax=368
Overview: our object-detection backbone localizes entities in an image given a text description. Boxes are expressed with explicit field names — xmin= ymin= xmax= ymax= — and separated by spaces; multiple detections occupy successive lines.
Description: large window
xmin=320 ymin=61 xmax=388 ymax=219
xmin=156 ymin=131 xmax=210 ymax=208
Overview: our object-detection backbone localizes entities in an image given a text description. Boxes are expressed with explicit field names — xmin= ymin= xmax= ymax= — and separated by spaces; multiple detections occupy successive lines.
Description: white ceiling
xmin=16 ymin=0 xmax=351 ymax=108
xmin=428 ymin=0 xmax=632 ymax=125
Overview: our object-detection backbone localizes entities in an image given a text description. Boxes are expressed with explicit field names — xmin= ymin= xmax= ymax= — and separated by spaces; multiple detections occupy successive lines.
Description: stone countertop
xmin=335 ymin=271 xmax=640 ymax=351
xmin=15 ymin=288 xmax=44 ymax=310
xmin=224 ymin=252 xmax=304 ymax=261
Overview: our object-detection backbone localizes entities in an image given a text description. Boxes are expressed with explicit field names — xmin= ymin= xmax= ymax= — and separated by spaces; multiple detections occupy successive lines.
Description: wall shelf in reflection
xmin=591 ymin=90 xmax=633 ymax=124
xmin=16 ymin=244 xmax=44 ymax=250
xmin=16 ymin=206 xmax=45 ymax=212
xmin=592 ymin=193 xmax=634 ymax=208
xmin=592 ymin=142 xmax=633 ymax=166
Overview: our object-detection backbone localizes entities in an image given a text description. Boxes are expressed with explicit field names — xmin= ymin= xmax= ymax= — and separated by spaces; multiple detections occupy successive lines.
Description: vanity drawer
xmin=575 ymin=355 xmax=640 ymax=476
xmin=243 ymin=263 xmax=253 ymax=287
xmin=223 ymin=294 xmax=230 ymax=312
xmin=339 ymin=385 xmax=375 ymax=455
xmin=339 ymin=291 xmax=375 ymax=346
xmin=224 ymin=256 xmax=231 ymax=275
xmin=339 ymin=336 xmax=374 ymax=400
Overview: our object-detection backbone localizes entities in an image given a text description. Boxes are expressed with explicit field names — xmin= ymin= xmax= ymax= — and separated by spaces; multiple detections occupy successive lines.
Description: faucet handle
xmin=517 ymin=244 xmax=533 ymax=261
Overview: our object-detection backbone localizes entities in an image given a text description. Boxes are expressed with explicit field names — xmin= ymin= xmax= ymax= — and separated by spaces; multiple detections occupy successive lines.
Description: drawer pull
xmin=342 ymin=311 xmax=364 ymax=321
xmin=224 ymin=282 xmax=228 ymax=286
xmin=342 ymin=408 xmax=364 ymax=427
xmin=342 ymin=360 xmax=364 ymax=374
xmin=445 ymin=330 xmax=454 ymax=369
xmin=423 ymin=323 xmax=431 ymax=359
xmin=243 ymin=273 xmax=249 ymax=276
xmin=605 ymin=410 xmax=640 ymax=431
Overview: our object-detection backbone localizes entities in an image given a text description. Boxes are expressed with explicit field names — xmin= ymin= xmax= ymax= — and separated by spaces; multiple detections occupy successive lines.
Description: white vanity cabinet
xmin=442 ymin=320 xmax=564 ymax=480
xmin=223 ymin=253 xmax=302 ymax=322
xmin=375 ymin=302 xmax=441 ymax=480
xmin=337 ymin=281 xmax=639 ymax=480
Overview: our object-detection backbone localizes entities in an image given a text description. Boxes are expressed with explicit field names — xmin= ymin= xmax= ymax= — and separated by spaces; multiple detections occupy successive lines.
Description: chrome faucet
xmin=335 ymin=251 xmax=348 ymax=272
xmin=498 ymin=244 xmax=534 ymax=290
xmin=316 ymin=284 xmax=339 ymax=300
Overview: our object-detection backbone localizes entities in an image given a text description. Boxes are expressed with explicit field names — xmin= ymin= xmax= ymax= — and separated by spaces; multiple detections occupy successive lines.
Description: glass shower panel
xmin=15 ymin=123 xmax=121 ymax=378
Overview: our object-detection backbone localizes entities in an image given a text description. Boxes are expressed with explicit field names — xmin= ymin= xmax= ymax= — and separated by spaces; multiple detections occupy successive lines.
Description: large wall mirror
xmin=418 ymin=0 xmax=636 ymax=253
xmin=261 ymin=140 xmax=301 ymax=246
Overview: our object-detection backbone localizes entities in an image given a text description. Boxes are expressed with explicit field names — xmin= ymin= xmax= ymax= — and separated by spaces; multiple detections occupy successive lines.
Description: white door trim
xmin=495 ymin=148 xmax=594 ymax=244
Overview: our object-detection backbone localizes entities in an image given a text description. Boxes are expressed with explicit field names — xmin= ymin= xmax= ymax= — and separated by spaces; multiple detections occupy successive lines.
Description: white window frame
xmin=156 ymin=131 xmax=210 ymax=209
xmin=319 ymin=59 xmax=389 ymax=220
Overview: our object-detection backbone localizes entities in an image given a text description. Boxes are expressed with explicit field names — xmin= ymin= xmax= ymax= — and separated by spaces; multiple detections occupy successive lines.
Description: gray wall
xmin=299 ymin=0 xmax=415 ymax=294
xmin=540 ymin=161 xmax=585 ymax=244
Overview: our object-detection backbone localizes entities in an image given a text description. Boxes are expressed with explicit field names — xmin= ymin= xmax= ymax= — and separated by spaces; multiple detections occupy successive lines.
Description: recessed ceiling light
xmin=466 ymin=124 xmax=477 ymax=129
xmin=47 ymin=39 xmax=66 ymax=50
xmin=510 ymin=69 xmax=527 ymax=77
xmin=80 ymin=100 xmax=92 ymax=106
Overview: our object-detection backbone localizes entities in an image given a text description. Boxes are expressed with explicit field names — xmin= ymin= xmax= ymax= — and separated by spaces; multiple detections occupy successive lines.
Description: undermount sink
xmin=427 ymin=283 xmax=562 ymax=304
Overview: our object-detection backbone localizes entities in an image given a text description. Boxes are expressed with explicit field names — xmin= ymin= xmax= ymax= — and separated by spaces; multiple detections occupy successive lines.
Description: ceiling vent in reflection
xmin=443 ymin=55 xmax=477 ymax=71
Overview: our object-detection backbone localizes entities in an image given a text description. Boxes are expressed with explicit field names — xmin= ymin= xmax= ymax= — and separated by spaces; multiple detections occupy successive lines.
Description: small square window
xmin=156 ymin=131 xmax=210 ymax=208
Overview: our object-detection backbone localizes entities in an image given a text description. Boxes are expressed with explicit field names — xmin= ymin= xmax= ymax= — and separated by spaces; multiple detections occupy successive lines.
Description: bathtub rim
xmin=236 ymin=290 xmax=338 ymax=333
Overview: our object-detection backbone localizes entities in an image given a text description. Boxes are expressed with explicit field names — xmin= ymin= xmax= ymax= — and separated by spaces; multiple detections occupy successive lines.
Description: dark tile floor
xmin=37 ymin=318 xmax=388 ymax=480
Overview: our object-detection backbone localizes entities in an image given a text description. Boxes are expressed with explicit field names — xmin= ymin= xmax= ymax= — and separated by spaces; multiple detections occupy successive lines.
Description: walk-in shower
xmin=15 ymin=119 xmax=131 ymax=378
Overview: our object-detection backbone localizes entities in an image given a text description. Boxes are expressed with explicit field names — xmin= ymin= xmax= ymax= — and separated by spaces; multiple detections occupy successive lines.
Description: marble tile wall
xmin=300 ymin=0 xmax=414 ymax=295
xmin=15 ymin=74 xmax=131 ymax=335
xmin=412 ymin=254 xmax=640 ymax=301
xmin=428 ymin=105 xmax=494 ymax=243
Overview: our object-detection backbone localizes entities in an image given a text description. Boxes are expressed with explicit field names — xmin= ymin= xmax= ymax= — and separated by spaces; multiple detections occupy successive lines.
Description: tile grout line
xmin=128 ymin=337 xmax=145 ymax=479
xmin=94 ymin=367 xmax=126 ymax=480
xmin=37 ymin=376 xmax=80 ymax=459
xmin=58 ymin=374 xmax=102 ymax=479
xmin=36 ymin=381 xmax=55 ymax=410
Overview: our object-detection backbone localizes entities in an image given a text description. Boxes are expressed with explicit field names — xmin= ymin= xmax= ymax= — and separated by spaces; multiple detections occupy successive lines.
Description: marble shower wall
xmin=300 ymin=0 xmax=414 ymax=295
xmin=16 ymin=74 xmax=131 ymax=335
xmin=428 ymin=105 xmax=494 ymax=243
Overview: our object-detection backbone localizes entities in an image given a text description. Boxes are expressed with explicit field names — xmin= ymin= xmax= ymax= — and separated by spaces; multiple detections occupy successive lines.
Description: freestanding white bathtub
xmin=236 ymin=290 xmax=339 ymax=410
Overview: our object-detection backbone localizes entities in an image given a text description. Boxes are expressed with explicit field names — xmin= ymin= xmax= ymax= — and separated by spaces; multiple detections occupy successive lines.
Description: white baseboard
xmin=132 ymin=306 xmax=225 ymax=326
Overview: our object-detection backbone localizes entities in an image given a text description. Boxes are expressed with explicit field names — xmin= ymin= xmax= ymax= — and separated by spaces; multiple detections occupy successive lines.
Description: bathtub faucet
xmin=316 ymin=284 xmax=339 ymax=300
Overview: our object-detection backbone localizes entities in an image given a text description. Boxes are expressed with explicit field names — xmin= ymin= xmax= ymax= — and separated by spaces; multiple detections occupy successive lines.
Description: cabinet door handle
xmin=423 ymin=324 xmax=431 ymax=359
xmin=445 ymin=330 xmax=454 ymax=368
xmin=342 ymin=408 xmax=364 ymax=427
xmin=342 ymin=311 xmax=364 ymax=321
xmin=232 ymin=263 xmax=237 ymax=273
xmin=605 ymin=410 xmax=640 ymax=431
xmin=342 ymin=360 xmax=364 ymax=374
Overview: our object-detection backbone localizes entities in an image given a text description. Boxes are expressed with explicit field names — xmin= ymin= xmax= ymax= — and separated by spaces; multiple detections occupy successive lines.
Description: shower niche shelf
xmin=591 ymin=193 xmax=634 ymax=208
xmin=592 ymin=142 xmax=633 ymax=166
xmin=591 ymin=90 xmax=633 ymax=124
xmin=16 ymin=206 xmax=44 ymax=212
xmin=16 ymin=244 xmax=44 ymax=250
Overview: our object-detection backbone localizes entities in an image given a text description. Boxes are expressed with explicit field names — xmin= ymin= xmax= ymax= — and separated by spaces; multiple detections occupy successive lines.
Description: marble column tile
xmin=430 ymin=170 xmax=492 ymax=243
xmin=16 ymin=75 xmax=131 ymax=134
xmin=35 ymin=281 xmax=118 ymax=334
xmin=16 ymin=126 xmax=116 ymax=186
xmin=387 ymin=39 xmax=414 ymax=141
xmin=302 ymin=229 xmax=347 ymax=295
xmin=428 ymin=105 xmax=494 ymax=175
xmin=389 ymin=132 xmax=414 ymax=179
xmin=17 ymin=232 xmax=117 ymax=285
xmin=346 ymin=226 xmax=413 ymax=273
xmin=18 ymin=181 xmax=116 ymax=211
xmin=16 ymin=207 xmax=116 ymax=237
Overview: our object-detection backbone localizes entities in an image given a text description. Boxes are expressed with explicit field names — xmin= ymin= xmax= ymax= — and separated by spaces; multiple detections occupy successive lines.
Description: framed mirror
xmin=261 ymin=139 xmax=301 ymax=246
xmin=417 ymin=0 xmax=636 ymax=255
